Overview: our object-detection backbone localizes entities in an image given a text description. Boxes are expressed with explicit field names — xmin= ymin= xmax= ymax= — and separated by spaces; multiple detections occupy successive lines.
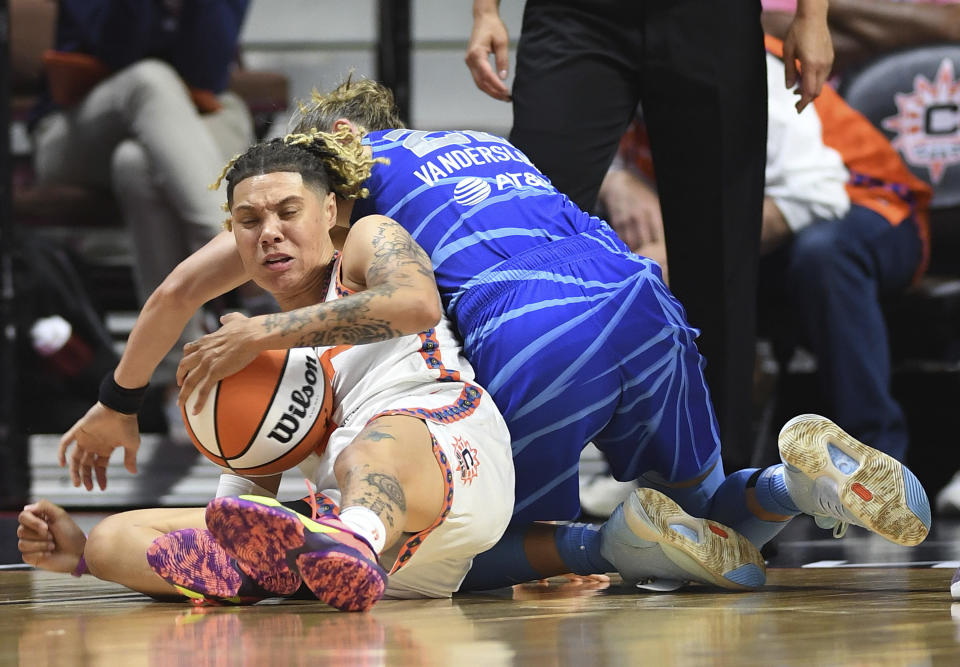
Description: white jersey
xmin=296 ymin=254 xmax=515 ymax=599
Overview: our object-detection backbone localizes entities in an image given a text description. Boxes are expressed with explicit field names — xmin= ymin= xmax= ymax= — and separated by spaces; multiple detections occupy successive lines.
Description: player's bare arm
xmin=58 ymin=231 xmax=248 ymax=490
xmin=179 ymin=215 xmax=441 ymax=412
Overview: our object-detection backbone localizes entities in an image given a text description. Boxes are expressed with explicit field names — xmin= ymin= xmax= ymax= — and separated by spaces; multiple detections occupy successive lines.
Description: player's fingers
xmin=220 ymin=312 xmax=243 ymax=324
xmin=17 ymin=510 xmax=47 ymax=536
xmin=79 ymin=451 xmax=95 ymax=491
xmin=94 ymin=456 xmax=109 ymax=491
xmin=178 ymin=355 xmax=204 ymax=407
xmin=123 ymin=446 xmax=139 ymax=475
xmin=57 ymin=426 xmax=77 ymax=468
xmin=17 ymin=532 xmax=55 ymax=555
xmin=68 ymin=448 xmax=84 ymax=488
xmin=185 ymin=372 xmax=215 ymax=415
xmin=176 ymin=351 xmax=198 ymax=387
xmin=31 ymin=498 xmax=64 ymax=520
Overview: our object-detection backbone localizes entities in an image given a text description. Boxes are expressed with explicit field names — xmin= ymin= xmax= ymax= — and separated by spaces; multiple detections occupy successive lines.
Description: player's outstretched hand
xmin=58 ymin=402 xmax=141 ymax=491
xmin=18 ymin=499 xmax=87 ymax=574
xmin=177 ymin=312 xmax=263 ymax=414
xmin=465 ymin=8 xmax=511 ymax=101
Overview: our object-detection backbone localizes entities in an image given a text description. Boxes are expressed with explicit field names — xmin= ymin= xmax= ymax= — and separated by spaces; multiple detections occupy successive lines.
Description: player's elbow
xmin=410 ymin=292 xmax=443 ymax=332
xmin=396 ymin=288 xmax=442 ymax=334
xmin=148 ymin=265 xmax=207 ymax=316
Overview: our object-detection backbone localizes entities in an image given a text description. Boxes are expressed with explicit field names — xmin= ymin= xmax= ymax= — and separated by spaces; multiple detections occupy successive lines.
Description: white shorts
xmin=297 ymin=383 xmax=515 ymax=598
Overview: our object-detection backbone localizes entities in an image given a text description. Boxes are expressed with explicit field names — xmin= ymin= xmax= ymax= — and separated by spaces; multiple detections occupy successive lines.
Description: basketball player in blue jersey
xmin=58 ymin=80 xmax=932 ymax=595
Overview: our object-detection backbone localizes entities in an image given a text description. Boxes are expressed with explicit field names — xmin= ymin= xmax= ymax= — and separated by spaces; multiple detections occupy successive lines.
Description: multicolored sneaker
xmin=778 ymin=414 xmax=931 ymax=546
xmin=147 ymin=528 xmax=297 ymax=605
xmin=205 ymin=495 xmax=387 ymax=612
xmin=599 ymin=487 xmax=766 ymax=591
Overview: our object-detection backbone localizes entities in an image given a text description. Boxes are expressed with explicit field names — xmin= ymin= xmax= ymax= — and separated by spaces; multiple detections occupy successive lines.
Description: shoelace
xmin=832 ymin=522 xmax=848 ymax=539
xmin=304 ymin=478 xmax=319 ymax=521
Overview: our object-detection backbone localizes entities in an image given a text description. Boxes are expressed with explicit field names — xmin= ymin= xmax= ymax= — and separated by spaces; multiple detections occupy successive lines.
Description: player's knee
xmin=84 ymin=514 xmax=127 ymax=578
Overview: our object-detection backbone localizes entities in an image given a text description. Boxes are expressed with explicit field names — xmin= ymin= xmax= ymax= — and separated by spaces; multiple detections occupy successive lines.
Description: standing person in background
xmin=464 ymin=0 xmax=834 ymax=471
xmin=29 ymin=0 xmax=257 ymax=425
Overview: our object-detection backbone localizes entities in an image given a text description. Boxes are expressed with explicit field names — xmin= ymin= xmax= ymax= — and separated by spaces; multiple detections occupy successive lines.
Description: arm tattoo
xmin=359 ymin=429 xmax=396 ymax=442
xmin=260 ymin=220 xmax=432 ymax=348
xmin=367 ymin=219 xmax=435 ymax=287
xmin=291 ymin=291 xmax=401 ymax=346
xmin=261 ymin=309 xmax=314 ymax=336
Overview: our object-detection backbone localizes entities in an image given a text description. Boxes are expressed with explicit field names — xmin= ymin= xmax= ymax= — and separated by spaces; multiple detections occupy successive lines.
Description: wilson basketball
xmin=181 ymin=347 xmax=333 ymax=476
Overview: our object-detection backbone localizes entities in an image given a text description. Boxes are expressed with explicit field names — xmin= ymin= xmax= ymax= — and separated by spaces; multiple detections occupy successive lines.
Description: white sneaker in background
xmin=935 ymin=471 xmax=960 ymax=516
xmin=579 ymin=443 xmax=637 ymax=518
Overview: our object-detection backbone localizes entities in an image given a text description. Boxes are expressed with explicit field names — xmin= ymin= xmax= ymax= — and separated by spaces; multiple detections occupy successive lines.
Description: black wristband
xmin=98 ymin=373 xmax=149 ymax=415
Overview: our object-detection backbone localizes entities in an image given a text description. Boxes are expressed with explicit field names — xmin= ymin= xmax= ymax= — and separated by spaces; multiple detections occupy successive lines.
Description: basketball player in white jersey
xmin=23 ymin=134 xmax=518 ymax=611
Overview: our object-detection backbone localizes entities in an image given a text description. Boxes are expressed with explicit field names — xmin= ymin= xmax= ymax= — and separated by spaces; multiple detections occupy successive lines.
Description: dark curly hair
xmin=213 ymin=128 xmax=386 ymax=229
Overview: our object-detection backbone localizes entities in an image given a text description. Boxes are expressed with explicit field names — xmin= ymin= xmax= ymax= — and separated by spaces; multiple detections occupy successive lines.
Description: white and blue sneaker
xmin=599 ymin=487 xmax=766 ymax=591
xmin=778 ymin=414 xmax=931 ymax=546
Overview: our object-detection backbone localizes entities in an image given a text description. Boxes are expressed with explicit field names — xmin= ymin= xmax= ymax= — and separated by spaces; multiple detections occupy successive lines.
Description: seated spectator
xmin=29 ymin=0 xmax=258 ymax=427
xmin=599 ymin=36 xmax=931 ymax=470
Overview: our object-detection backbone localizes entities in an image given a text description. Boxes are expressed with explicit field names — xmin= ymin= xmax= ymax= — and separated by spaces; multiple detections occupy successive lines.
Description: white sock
xmin=216 ymin=473 xmax=275 ymax=499
xmin=339 ymin=506 xmax=387 ymax=554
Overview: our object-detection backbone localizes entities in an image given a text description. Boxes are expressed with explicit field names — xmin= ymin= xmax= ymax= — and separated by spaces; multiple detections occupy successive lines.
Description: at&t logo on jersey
xmin=453 ymin=436 xmax=480 ymax=486
xmin=453 ymin=177 xmax=491 ymax=205
xmin=883 ymin=57 xmax=960 ymax=184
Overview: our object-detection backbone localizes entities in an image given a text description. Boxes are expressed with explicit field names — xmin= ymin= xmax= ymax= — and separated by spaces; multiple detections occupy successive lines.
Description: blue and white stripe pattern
xmin=352 ymin=129 xmax=722 ymax=523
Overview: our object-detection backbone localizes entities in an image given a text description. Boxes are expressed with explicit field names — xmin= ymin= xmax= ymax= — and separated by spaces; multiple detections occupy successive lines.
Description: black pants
xmin=510 ymin=0 xmax=767 ymax=467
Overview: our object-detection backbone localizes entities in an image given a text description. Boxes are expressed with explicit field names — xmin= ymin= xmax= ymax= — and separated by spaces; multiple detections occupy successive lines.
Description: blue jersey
xmin=353 ymin=129 xmax=605 ymax=316
xmin=353 ymin=128 xmax=721 ymax=524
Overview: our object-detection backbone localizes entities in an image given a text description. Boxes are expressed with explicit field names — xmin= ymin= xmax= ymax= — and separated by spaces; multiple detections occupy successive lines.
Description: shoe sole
xmin=778 ymin=414 xmax=931 ymax=547
xmin=147 ymin=529 xmax=258 ymax=604
xmin=206 ymin=496 xmax=385 ymax=611
xmin=622 ymin=488 xmax=767 ymax=590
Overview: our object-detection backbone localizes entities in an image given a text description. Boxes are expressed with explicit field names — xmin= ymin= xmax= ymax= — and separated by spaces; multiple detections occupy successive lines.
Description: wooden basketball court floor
xmin=3 ymin=518 xmax=960 ymax=665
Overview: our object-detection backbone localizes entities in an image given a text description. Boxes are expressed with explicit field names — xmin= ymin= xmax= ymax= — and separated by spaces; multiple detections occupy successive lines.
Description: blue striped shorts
xmin=454 ymin=225 xmax=722 ymax=524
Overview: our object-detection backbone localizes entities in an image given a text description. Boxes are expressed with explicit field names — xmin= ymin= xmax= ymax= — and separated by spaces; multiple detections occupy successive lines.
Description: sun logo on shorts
xmin=453 ymin=436 xmax=480 ymax=485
